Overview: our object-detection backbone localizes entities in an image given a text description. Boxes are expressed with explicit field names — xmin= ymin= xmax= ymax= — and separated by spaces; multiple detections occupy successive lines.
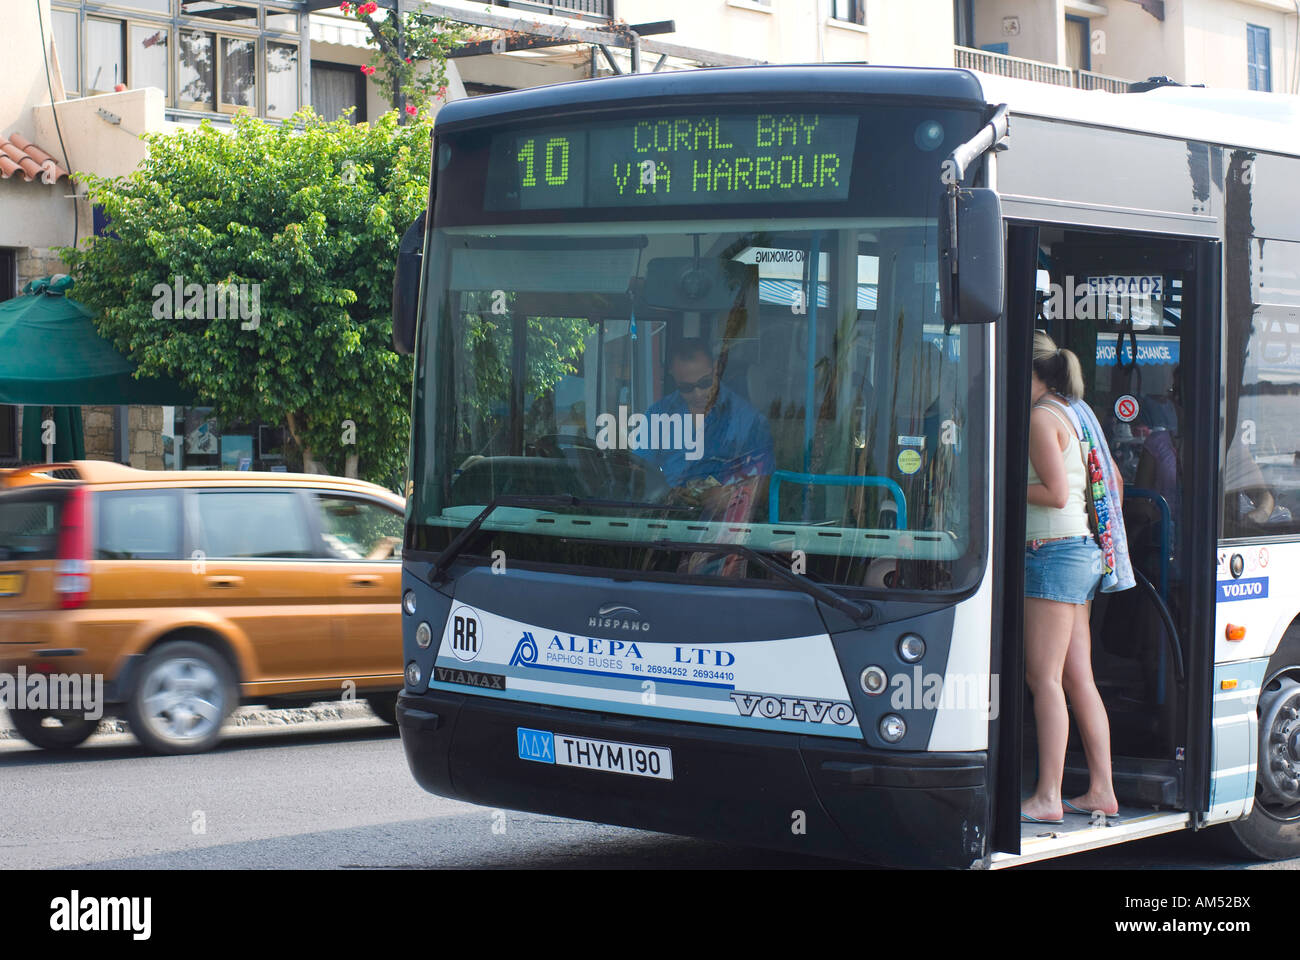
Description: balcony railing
xmin=489 ymin=0 xmax=613 ymax=20
xmin=1075 ymin=68 xmax=1133 ymax=94
xmin=955 ymin=46 xmax=1132 ymax=93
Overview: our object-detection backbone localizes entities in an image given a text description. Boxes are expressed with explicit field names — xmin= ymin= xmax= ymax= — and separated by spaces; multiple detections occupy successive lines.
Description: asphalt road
xmin=0 ymin=717 xmax=1295 ymax=870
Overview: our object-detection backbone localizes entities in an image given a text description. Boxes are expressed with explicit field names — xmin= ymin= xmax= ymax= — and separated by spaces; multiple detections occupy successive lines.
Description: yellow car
xmin=0 ymin=461 xmax=405 ymax=754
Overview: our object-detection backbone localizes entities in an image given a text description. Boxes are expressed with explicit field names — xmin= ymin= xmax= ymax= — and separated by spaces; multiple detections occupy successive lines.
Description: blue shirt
xmin=636 ymin=383 xmax=775 ymax=487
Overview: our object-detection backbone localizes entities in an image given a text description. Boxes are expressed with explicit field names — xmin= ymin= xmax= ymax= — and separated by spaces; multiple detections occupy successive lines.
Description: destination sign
xmin=484 ymin=112 xmax=859 ymax=210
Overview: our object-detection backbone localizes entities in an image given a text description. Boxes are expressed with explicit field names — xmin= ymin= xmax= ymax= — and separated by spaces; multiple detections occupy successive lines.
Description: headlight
xmin=415 ymin=621 xmax=433 ymax=648
xmin=402 ymin=590 xmax=417 ymax=616
xmin=405 ymin=662 xmax=422 ymax=686
xmin=879 ymin=714 xmax=906 ymax=743
xmin=860 ymin=665 xmax=888 ymax=696
xmin=898 ymin=633 xmax=925 ymax=663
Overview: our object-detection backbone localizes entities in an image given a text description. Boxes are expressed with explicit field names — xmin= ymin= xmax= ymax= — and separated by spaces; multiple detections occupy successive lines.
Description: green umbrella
xmin=0 ymin=276 xmax=192 ymax=406
xmin=20 ymin=405 xmax=84 ymax=461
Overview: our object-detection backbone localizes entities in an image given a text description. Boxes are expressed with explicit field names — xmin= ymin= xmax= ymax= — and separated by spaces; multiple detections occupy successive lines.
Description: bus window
xmin=413 ymin=222 xmax=987 ymax=593
xmin=1223 ymin=238 xmax=1300 ymax=538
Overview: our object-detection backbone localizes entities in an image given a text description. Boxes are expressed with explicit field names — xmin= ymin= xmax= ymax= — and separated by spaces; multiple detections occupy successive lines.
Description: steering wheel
xmin=531 ymin=434 xmax=672 ymax=502
xmin=532 ymin=434 xmax=604 ymax=458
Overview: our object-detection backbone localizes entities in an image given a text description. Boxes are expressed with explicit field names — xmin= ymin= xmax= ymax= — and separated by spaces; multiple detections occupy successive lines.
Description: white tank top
xmin=1026 ymin=398 xmax=1091 ymax=541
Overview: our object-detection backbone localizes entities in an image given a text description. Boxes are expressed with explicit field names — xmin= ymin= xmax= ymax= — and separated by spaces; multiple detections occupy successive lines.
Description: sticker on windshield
xmin=1114 ymin=395 xmax=1139 ymax=423
xmin=897 ymin=449 xmax=922 ymax=475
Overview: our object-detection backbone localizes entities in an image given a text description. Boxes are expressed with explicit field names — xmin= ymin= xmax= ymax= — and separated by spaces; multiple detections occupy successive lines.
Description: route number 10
xmin=517 ymin=137 xmax=571 ymax=188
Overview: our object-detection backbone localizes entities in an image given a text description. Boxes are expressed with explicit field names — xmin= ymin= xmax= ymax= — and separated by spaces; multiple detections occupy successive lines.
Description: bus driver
xmin=636 ymin=337 xmax=775 ymax=520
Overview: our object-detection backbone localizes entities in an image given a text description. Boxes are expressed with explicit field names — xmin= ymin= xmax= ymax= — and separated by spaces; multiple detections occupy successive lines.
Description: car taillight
xmin=54 ymin=486 xmax=91 ymax=609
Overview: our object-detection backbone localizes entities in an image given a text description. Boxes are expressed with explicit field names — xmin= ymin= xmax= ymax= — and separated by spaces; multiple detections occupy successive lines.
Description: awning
xmin=0 ymin=277 xmax=192 ymax=406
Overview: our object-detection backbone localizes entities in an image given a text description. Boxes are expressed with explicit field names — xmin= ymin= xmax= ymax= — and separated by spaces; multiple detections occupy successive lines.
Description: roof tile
xmin=0 ymin=132 xmax=69 ymax=185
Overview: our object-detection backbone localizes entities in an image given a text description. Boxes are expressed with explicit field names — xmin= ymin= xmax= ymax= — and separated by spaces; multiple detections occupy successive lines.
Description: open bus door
xmin=992 ymin=225 xmax=1219 ymax=865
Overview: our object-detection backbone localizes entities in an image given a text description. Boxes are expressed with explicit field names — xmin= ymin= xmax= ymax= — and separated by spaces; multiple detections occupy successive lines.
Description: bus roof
xmin=431 ymin=64 xmax=986 ymax=131
xmin=972 ymin=70 xmax=1300 ymax=158
xmin=434 ymin=64 xmax=1300 ymax=159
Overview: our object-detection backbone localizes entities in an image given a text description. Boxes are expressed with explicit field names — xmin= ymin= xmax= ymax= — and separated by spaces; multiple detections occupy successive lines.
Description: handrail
xmin=955 ymin=46 xmax=1072 ymax=86
xmin=1127 ymin=487 xmax=1170 ymax=597
xmin=955 ymin=47 xmax=1133 ymax=93
xmin=768 ymin=470 xmax=907 ymax=528
xmin=1125 ymin=487 xmax=1179 ymax=699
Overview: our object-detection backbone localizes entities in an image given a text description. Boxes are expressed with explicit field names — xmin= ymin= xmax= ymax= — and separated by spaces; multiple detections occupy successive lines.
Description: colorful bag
xmin=1076 ymin=422 xmax=1117 ymax=579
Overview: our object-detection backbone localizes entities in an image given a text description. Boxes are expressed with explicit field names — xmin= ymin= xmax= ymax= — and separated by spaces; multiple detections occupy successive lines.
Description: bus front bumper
xmin=397 ymin=689 xmax=990 ymax=868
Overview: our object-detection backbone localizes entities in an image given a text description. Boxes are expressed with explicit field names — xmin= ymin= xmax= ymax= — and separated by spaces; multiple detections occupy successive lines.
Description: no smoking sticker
xmin=1115 ymin=395 xmax=1139 ymax=423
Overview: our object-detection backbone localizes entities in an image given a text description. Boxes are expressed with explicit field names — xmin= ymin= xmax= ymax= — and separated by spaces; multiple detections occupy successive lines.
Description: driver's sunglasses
xmin=674 ymin=374 xmax=715 ymax=394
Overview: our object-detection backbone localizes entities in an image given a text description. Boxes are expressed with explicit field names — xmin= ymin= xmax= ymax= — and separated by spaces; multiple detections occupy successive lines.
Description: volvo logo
xmin=589 ymin=604 xmax=650 ymax=633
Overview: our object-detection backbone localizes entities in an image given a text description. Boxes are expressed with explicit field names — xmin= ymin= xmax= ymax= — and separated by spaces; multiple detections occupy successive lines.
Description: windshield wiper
xmin=547 ymin=534 xmax=873 ymax=625
xmin=639 ymin=539 xmax=874 ymax=625
xmin=428 ymin=501 xmax=874 ymax=625
xmin=428 ymin=494 xmax=689 ymax=583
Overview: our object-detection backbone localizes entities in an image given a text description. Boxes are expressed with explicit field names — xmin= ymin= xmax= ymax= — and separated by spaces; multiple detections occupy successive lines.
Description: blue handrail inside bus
xmin=1126 ymin=487 xmax=1174 ymax=702
xmin=768 ymin=471 xmax=907 ymax=529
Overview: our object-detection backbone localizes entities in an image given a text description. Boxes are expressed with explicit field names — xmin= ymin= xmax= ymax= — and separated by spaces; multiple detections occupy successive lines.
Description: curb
xmin=0 ymin=699 xmax=383 ymax=740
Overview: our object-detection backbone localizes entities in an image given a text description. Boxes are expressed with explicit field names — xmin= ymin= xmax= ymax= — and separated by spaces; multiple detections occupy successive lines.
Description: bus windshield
xmin=409 ymin=104 xmax=989 ymax=596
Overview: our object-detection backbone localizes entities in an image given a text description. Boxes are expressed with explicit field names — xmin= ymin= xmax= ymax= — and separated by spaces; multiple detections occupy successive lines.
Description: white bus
xmin=390 ymin=64 xmax=1300 ymax=867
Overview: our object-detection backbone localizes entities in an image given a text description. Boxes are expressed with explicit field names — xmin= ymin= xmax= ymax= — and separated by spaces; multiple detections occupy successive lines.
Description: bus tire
xmin=1221 ymin=629 xmax=1300 ymax=860
xmin=7 ymin=708 xmax=98 ymax=751
xmin=366 ymin=693 xmax=399 ymax=726
xmin=126 ymin=641 xmax=236 ymax=755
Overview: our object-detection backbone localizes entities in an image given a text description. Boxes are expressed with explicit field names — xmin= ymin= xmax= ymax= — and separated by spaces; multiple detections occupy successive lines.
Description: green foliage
xmin=460 ymin=310 xmax=590 ymax=437
xmin=342 ymin=3 xmax=470 ymax=117
xmin=61 ymin=110 xmax=430 ymax=486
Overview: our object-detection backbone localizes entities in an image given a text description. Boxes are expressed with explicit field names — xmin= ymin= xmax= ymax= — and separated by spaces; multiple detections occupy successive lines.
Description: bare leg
xmin=1061 ymin=600 xmax=1119 ymax=814
xmin=1023 ymin=596 xmax=1074 ymax=821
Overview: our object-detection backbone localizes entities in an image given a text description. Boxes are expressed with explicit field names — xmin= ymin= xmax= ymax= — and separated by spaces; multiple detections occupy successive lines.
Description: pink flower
xmin=339 ymin=2 xmax=350 ymax=11
xmin=405 ymin=103 xmax=418 ymax=116
xmin=360 ymin=64 xmax=376 ymax=76
xmin=404 ymin=57 xmax=412 ymax=64
xmin=436 ymin=85 xmax=448 ymax=99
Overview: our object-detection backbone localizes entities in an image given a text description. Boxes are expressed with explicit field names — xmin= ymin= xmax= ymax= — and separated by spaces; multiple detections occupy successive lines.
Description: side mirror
xmin=939 ymin=187 xmax=1003 ymax=325
xmin=392 ymin=209 xmax=427 ymax=355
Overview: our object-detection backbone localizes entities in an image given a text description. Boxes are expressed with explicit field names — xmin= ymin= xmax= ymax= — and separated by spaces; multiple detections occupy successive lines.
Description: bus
xmin=389 ymin=64 xmax=1300 ymax=868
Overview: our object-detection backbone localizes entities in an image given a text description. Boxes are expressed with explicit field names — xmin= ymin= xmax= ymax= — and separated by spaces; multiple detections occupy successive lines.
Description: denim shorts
xmin=1024 ymin=536 xmax=1103 ymax=605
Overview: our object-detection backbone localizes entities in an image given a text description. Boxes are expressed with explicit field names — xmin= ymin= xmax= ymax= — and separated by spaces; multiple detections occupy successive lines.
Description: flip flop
xmin=1064 ymin=798 xmax=1120 ymax=817
xmin=1020 ymin=813 xmax=1065 ymax=824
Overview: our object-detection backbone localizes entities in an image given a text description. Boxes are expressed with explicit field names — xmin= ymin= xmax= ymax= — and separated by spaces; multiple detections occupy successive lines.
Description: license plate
xmin=0 ymin=573 xmax=24 ymax=597
xmin=517 ymin=727 xmax=673 ymax=780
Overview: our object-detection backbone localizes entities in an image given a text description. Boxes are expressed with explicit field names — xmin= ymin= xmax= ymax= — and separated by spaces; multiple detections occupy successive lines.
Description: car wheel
xmin=126 ymin=641 xmax=236 ymax=755
xmin=7 ymin=708 xmax=98 ymax=751
xmin=366 ymin=693 xmax=398 ymax=726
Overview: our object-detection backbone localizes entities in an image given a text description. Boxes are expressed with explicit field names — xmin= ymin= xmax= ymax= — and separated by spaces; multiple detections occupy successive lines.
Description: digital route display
xmin=484 ymin=112 xmax=859 ymax=210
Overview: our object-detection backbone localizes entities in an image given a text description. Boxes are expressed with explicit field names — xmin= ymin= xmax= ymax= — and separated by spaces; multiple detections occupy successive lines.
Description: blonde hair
xmin=1032 ymin=330 xmax=1084 ymax=400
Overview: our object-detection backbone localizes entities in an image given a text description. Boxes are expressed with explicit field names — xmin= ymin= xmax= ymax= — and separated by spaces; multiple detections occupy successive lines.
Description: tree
xmin=62 ymin=109 xmax=430 ymax=486
xmin=340 ymin=1 xmax=470 ymax=120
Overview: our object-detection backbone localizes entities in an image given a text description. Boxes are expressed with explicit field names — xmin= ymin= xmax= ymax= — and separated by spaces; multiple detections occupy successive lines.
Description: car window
xmin=316 ymin=495 xmax=403 ymax=561
xmin=195 ymin=490 xmax=313 ymax=559
xmin=0 ymin=488 xmax=67 ymax=561
xmin=96 ymin=490 xmax=180 ymax=559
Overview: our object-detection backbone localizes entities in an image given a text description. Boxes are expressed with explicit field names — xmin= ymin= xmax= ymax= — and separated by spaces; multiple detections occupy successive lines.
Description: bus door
xmin=1013 ymin=228 xmax=1219 ymax=825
